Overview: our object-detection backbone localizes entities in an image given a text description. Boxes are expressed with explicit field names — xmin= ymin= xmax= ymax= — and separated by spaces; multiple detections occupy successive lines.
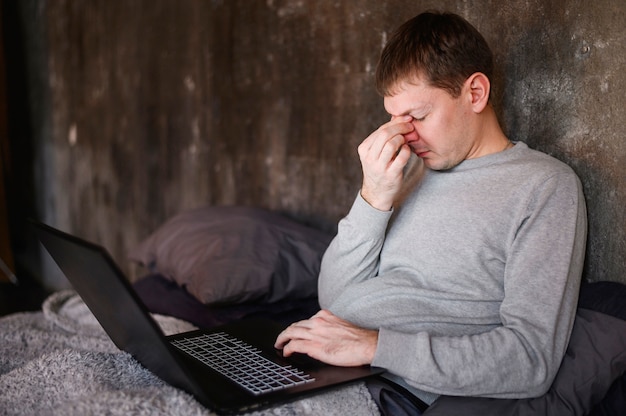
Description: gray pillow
xmin=129 ymin=206 xmax=332 ymax=306
xmin=424 ymin=308 xmax=626 ymax=415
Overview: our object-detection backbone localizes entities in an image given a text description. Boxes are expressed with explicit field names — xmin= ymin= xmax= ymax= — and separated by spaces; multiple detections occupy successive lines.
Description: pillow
xmin=423 ymin=308 xmax=626 ymax=416
xmin=129 ymin=206 xmax=333 ymax=305
xmin=133 ymin=273 xmax=321 ymax=329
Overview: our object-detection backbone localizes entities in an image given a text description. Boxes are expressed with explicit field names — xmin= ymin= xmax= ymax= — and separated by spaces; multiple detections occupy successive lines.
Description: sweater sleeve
xmin=317 ymin=193 xmax=393 ymax=309
xmin=372 ymin=172 xmax=587 ymax=398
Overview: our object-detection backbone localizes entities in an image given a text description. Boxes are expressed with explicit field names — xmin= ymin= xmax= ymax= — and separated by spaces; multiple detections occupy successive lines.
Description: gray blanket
xmin=0 ymin=291 xmax=380 ymax=416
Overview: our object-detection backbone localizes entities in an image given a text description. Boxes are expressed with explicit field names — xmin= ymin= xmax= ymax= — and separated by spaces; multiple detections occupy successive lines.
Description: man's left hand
xmin=274 ymin=309 xmax=379 ymax=367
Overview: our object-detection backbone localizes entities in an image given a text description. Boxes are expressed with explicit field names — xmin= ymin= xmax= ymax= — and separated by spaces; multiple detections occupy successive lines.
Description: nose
xmin=390 ymin=115 xmax=419 ymax=143
xmin=403 ymin=126 xmax=419 ymax=143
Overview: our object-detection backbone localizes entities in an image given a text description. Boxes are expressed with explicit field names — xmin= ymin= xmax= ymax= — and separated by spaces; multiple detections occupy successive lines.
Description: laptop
xmin=33 ymin=221 xmax=384 ymax=414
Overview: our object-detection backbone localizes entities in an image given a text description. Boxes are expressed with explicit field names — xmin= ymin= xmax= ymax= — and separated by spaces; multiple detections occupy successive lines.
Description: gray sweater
xmin=318 ymin=142 xmax=587 ymax=403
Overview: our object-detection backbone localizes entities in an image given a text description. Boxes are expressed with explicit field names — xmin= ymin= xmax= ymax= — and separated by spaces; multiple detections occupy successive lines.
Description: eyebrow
xmin=386 ymin=104 xmax=432 ymax=117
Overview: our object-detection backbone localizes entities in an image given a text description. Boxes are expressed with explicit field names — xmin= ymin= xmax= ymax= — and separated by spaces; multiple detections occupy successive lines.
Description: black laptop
xmin=34 ymin=221 xmax=383 ymax=414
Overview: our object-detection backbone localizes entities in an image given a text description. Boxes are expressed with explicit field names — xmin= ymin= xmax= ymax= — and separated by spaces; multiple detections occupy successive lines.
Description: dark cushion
xmin=578 ymin=280 xmax=626 ymax=321
xmin=579 ymin=280 xmax=626 ymax=416
xmin=424 ymin=308 xmax=626 ymax=416
xmin=587 ymin=371 xmax=626 ymax=416
xmin=133 ymin=273 xmax=321 ymax=329
xmin=129 ymin=206 xmax=332 ymax=306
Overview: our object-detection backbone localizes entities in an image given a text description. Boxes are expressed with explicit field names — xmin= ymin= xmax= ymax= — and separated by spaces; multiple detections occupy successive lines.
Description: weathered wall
xmin=9 ymin=0 xmax=626 ymax=289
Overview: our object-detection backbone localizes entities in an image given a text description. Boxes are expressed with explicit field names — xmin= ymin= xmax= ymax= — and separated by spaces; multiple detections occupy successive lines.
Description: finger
xmin=390 ymin=143 xmax=412 ymax=168
xmin=281 ymin=339 xmax=323 ymax=359
xmin=275 ymin=324 xmax=300 ymax=349
xmin=378 ymin=134 xmax=409 ymax=165
xmin=367 ymin=119 xmax=412 ymax=149
xmin=274 ymin=331 xmax=290 ymax=349
xmin=274 ymin=322 xmax=315 ymax=349
xmin=360 ymin=116 xmax=413 ymax=152
xmin=277 ymin=332 xmax=323 ymax=359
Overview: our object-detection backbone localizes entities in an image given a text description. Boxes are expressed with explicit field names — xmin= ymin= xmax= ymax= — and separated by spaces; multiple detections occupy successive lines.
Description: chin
xmin=423 ymin=158 xmax=457 ymax=171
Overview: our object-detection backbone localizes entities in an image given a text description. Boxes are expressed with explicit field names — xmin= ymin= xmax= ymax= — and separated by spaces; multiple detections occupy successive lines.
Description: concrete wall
xmin=8 ymin=0 xmax=625 ymax=290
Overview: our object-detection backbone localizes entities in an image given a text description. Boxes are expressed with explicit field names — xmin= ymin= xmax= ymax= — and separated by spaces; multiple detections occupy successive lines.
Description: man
xmin=275 ymin=11 xmax=587 ymax=413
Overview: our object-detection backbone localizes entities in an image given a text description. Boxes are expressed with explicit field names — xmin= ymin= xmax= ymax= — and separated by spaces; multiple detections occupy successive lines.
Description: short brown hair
xmin=376 ymin=11 xmax=494 ymax=98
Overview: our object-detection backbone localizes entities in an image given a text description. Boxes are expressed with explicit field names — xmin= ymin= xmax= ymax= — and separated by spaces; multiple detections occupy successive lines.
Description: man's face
xmin=383 ymin=78 xmax=477 ymax=171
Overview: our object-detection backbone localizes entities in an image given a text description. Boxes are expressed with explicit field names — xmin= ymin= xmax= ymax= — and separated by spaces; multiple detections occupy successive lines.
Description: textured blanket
xmin=0 ymin=291 xmax=380 ymax=416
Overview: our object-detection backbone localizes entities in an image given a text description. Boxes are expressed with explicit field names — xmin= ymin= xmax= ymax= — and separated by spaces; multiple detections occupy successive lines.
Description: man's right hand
xmin=358 ymin=116 xmax=415 ymax=211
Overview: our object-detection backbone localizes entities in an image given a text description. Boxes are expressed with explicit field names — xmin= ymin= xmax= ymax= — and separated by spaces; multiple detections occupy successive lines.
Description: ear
xmin=465 ymin=72 xmax=490 ymax=113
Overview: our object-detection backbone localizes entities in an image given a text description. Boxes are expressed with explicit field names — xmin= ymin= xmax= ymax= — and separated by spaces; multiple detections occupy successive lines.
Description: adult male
xmin=275 ymin=11 xmax=587 ymax=413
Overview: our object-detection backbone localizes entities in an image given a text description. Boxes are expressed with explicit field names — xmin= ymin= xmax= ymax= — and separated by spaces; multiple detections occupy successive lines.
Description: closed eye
xmin=411 ymin=107 xmax=431 ymax=122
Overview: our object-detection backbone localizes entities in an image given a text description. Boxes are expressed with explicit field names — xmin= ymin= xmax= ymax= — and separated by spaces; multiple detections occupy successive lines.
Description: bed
xmin=1 ymin=206 xmax=625 ymax=415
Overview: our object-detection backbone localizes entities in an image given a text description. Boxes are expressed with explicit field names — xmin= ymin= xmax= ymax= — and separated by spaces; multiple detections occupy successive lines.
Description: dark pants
xmin=366 ymin=376 xmax=429 ymax=416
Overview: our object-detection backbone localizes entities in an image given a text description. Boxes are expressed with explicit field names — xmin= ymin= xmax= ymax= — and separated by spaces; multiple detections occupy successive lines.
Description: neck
xmin=471 ymin=104 xmax=510 ymax=157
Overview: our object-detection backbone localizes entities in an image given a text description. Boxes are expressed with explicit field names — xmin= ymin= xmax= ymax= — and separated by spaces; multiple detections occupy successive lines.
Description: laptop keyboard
xmin=171 ymin=332 xmax=315 ymax=396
